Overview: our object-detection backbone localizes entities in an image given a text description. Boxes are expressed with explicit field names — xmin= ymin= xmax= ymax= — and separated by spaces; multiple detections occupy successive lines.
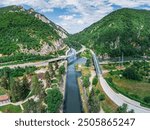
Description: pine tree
xmin=21 ymin=75 xmax=30 ymax=99
xmin=88 ymin=88 xmax=100 ymax=113
xmin=45 ymin=71 xmax=51 ymax=88
xmin=24 ymin=99 xmax=37 ymax=113
xmin=10 ymin=77 xmax=20 ymax=102
xmin=48 ymin=63 xmax=55 ymax=77
xmin=31 ymin=75 xmax=42 ymax=96
xmin=0 ymin=76 xmax=8 ymax=89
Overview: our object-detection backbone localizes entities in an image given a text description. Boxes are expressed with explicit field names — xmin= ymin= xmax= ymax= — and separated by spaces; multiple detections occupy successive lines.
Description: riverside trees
xmin=46 ymin=88 xmax=63 ymax=113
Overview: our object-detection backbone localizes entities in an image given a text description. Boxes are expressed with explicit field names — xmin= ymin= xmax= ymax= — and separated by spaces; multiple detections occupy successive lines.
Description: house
xmin=0 ymin=95 xmax=10 ymax=105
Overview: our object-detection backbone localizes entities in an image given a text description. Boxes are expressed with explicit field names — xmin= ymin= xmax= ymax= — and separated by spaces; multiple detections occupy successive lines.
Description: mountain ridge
xmin=0 ymin=5 xmax=68 ymax=58
xmin=66 ymin=8 xmax=150 ymax=58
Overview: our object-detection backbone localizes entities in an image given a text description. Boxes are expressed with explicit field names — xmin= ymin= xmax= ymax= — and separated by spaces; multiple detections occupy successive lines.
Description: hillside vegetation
xmin=66 ymin=8 xmax=150 ymax=57
xmin=0 ymin=5 xmax=68 ymax=63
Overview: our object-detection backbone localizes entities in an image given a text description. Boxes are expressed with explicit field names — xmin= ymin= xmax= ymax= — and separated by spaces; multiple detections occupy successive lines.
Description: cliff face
xmin=0 ymin=5 xmax=68 ymax=57
xmin=35 ymin=13 xmax=68 ymax=39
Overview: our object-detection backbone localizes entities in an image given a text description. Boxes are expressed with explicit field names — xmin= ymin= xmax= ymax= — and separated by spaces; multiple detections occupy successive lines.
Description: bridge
xmin=0 ymin=47 xmax=86 ymax=69
xmin=90 ymin=49 xmax=150 ymax=113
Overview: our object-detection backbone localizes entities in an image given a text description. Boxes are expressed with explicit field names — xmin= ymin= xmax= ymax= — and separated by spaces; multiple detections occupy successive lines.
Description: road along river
xmin=90 ymin=49 xmax=150 ymax=113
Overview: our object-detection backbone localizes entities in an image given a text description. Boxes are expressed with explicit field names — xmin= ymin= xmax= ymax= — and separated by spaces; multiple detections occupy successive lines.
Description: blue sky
xmin=0 ymin=0 xmax=150 ymax=34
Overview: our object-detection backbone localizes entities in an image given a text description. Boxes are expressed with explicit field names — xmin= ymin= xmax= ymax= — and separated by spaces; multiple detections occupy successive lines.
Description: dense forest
xmin=0 ymin=6 xmax=61 ymax=55
xmin=66 ymin=8 xmax=150 ymax=57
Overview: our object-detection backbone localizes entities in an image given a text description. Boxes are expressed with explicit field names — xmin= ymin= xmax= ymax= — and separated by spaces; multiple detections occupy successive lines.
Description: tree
xmin=24 ymin=99 xmax=38 ymax=113
xmin=82 ymin=76 xmax=90 ymax=88
xmin=59 ymin=65 xmax=65 ymax=75
xmin=45 ymin=71 xmax=51 ymax=88
xmin=92 ymin=76 xmax=98 ymax=86
xmin=88 ymin=88 xmax=100 ymax=113
xmin=10 ymin=77 xmax=16 ymax=102
xmin=128 ymin=109 xmax=134 ymax=113
xmin=46 ymin=88 xmax=63 ymax=113
xmin=24 ymin=98 xmax=46 ymax=113
xmin=9 ymin=76 xmax=30 ymax=102
xmin=85 ymin=59 xmax=91 ymax=67
xmin=116 ymin=103 xmax=128 ymax=113
xmin=48 ymin=63 xmax=55 ymax=77
xmin=0 ymin=76 xmax=8 ymax=89
xmin=99 ymin=94 xmax=105 ymax=101
xmin=31 ymin=75 xmax=42 ymax=96
xmin=123 ymin=67 xmax=142 ymax=81
xmin=10 ymin=77 xmax=21 ymax=102
xmin=21 ymin=75 xmax=30 ymax=99
xmin=116 ymin=103 xmax=134 ymax=113
xmin=144 ymin=96 xmax=150 ymax=104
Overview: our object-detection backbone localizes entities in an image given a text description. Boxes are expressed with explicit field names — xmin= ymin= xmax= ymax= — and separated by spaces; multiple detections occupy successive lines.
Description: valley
xmin=0 ymin=6 xmax=150 ymax=113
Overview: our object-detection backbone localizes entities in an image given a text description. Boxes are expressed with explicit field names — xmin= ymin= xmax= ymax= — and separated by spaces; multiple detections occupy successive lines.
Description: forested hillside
xmin=66 ymin=8 xmax=150 ymax=57
xmin=0 ymin=5 xmax=68 ymax=63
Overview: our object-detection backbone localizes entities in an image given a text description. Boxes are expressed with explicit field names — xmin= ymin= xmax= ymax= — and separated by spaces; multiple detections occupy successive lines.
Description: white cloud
xmin=0 ymin=0 xmax=150 ymax=33
xmin=59 ymin=15 xmax=74 ymax=20
xmin=52 ymin=0 xmax=114 ymax=33
xmin=0 ymin=0 xmax=51 ymax=11
xmin=108 ymin=0 xmax=150 ymax=7
xmin=40 ymin=8 xmax=53 ymax=13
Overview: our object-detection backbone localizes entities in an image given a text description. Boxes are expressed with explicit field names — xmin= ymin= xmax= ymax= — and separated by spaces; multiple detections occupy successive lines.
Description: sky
xmin=0 ymin=0 xmax=150 ymax=34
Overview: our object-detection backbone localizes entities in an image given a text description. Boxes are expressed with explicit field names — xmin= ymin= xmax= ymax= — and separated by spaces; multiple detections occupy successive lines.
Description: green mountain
xmin=0 ymin=5 xmax=68 ymax=63
xmin=66 ymin=8 xmax=150 ymax=57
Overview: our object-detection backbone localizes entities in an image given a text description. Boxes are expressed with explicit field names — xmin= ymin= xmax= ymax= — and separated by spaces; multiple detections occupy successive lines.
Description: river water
xmin=63 ymin=49 xmax=86 ymax=113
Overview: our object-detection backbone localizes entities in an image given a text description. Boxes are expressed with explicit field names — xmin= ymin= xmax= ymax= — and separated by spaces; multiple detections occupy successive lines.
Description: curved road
xmin=91 ymin=50 xmax=150 ymax=113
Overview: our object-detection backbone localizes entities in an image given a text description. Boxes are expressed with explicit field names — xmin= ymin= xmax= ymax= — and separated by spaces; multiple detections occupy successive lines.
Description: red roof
xmin=0 ymin=95 xmax=9 ymax=101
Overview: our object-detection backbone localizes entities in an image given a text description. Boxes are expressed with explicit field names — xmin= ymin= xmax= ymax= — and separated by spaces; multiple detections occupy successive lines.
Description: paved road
xmin=0 ymin=47 xmax=86 ymax=69
xmin=90 ymin=50 xmax=150 ymax=113
xmin=0 ymin=95 xmax=36 ymax=107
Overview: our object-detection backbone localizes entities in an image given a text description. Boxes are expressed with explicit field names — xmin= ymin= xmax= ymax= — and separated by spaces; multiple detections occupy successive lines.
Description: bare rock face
xmin=35 ymin=14 xmax=50 ymax=24
xmin=34 ymin=13 xmax=68 ymax=38
xmin=39 ymin=39 xmax=65 ymax=55
xmin=56 ymin=29 xmax=67 ymax=39
xmin=53 ymin=39 xmax=64 ymax=50
xmin=110 ymin=36 xmax=120 ymax=49
xmin=40 ymin=43 xmax=55 ymax=55
xmin=55 ymin=25 xmax=68 ymax=38
xmin=19 ymin=39 xmax=65 ymax=56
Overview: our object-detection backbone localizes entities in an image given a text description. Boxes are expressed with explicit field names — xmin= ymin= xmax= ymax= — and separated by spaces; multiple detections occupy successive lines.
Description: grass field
xmin=104 ymin=73 xmax=150 ymax=108
xmin=0 ymin=104 xmax=22 ymax=113
xmin=113 ymin=77 xmax=150 ymax=98
xmin=96 ymin=82 xmax=118 ymax=113
xmin=79 ymin=66 xmax=92 ymax=77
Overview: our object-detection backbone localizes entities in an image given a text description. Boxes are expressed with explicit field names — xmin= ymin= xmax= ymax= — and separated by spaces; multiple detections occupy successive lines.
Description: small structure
xmin=0 ymin=95 xmax=10 ymax=105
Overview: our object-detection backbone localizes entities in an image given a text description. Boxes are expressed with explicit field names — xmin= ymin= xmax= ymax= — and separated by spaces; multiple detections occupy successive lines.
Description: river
xmin=63 ymin=48 xmax=86 ymax=113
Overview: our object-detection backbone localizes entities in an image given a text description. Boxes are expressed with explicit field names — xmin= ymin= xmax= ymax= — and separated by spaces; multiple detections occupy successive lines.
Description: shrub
xmin=123 ymin=67 xmax=142 ymax=81
xmin=92 ymin=76 xmax=98 ymax=86
xmin=144 ymin=96 xmax=150 ymax=104
xmin=99 ymin=94 xmax=105 ymax=101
